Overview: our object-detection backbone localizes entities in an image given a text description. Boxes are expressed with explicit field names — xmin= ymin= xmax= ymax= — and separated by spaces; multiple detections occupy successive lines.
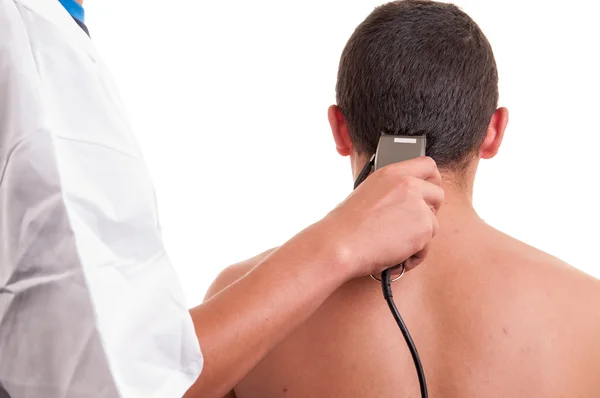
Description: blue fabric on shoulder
xmin=58 ymin=0 xmax=85 ymax=23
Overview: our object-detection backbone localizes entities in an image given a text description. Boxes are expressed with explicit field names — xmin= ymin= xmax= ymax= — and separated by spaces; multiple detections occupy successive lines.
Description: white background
xmin=86 ymin=0 xmax=599 ymax=307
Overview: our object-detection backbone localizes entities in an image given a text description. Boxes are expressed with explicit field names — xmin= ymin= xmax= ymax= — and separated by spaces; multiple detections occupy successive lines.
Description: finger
xmin=404 ymin=245 xmax=429 ymax=271
xmin=381 ymin=156 xmax=441 ymax=186
xmin=418 ymin=181 xmax=445 ymax=214
xmin=430 ymin=210 xmax=440 ymax=237
xmin=405 ymin=212 xmax=437 ymax=271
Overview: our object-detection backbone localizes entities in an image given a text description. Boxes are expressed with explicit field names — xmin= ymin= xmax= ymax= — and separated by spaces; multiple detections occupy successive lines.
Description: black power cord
xmin=354 ymin=158 xmax=428 ymax=398
xmin=381 ymin=269 xmax=428 ymax=398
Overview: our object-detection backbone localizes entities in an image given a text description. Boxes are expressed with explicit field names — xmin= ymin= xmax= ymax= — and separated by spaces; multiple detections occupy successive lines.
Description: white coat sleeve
xmin=0 ymin=0 xmax=203 ymax=397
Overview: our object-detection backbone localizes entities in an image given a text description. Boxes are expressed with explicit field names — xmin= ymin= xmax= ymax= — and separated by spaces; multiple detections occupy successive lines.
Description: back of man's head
xmin=336 ymin=0 xmax=499 ymax=170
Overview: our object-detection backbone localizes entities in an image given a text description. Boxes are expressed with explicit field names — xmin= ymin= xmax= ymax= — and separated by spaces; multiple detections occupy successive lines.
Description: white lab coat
xmin=0 ymin=0 xmax=203 ymax=397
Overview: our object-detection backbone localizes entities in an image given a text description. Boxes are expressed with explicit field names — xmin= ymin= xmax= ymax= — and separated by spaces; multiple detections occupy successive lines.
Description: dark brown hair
xmin=336 ymin=0 xmax=499 ymax=169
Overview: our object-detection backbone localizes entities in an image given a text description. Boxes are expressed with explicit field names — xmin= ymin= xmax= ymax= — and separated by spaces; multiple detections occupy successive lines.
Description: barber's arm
xmin=184 ymin=157 xmax=443 ymax=398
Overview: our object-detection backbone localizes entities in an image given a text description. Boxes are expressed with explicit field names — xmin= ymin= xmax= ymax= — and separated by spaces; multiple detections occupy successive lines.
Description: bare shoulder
xmin=489 ymin=227 xmax=597 ymax=278
xmin=531 ymin=251 xmax=600 ymax=385
xmin=204 ymin=247 xmax=279 ymax=300
xmin=501 ymin=229 xmax=600 ymax=312
xmin=521 ymin=239 xmax=599 ymax=289
xmin=483 ymin=228 xmax=600 ymax=378
xmin=485 ymin=226 xmax=600 ymax=310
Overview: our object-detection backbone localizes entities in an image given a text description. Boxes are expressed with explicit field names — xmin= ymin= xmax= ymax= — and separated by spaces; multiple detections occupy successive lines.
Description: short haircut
xmin=336 ymin=0 xmax=499 ymax=169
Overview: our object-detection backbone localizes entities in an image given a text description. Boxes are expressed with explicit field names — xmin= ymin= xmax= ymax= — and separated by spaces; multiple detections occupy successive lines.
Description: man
xmin=201 ymin=1 xmax=600 ymax=397
xmin=0 ymin=0 xmax=443 ymax=397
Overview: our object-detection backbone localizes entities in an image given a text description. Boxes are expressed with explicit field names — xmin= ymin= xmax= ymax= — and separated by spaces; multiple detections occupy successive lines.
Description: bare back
xmin=208 ymin=220 xmax=600 ymax=398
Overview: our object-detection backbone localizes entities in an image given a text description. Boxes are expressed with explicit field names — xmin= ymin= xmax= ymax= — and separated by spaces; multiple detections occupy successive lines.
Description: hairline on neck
xmin=353 ymin=152 xmax=478 ymax=196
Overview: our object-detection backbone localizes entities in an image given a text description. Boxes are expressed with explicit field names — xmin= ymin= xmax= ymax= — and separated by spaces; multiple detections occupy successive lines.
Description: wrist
xmin=295 ymin=219 xmax=357 ymax=283
xmin=257 ymin=218 xmax=357 ymax=292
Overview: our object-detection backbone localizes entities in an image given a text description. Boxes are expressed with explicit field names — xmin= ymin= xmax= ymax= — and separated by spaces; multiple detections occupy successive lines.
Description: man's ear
xmin=328 ymin=105 xmax=353 ymax=157
xmin=480 ymin=107 xmax=509 ymax=159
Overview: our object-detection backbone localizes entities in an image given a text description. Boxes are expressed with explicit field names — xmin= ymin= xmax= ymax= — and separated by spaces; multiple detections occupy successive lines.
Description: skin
xmin=184 ymin=156 xmax=444 ymax=398
xmin=205 ymin=106 xmax=600 ymax=398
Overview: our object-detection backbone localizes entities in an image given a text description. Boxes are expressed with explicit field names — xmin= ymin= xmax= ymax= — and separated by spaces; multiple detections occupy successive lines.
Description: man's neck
xmin=353 ymin=155 xmax=479 ymax=212
xmin=437 ymin=177 xmax=481 ymax=223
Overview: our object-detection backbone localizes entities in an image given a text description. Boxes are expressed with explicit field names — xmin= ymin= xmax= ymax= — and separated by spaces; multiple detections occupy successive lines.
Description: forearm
xmin=185 ymin=224 xmax=349 ymax=398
